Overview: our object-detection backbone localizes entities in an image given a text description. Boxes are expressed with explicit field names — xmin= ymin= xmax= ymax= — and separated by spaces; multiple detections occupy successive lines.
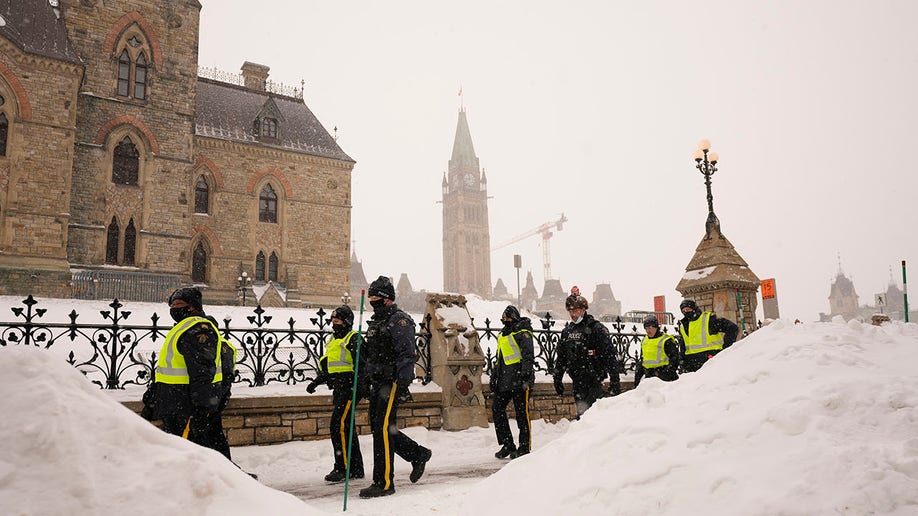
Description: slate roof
xmin=195 ymin=78 xmax=353 ymax=163
xmin=0 ymin=0 xmax=81 ymax=64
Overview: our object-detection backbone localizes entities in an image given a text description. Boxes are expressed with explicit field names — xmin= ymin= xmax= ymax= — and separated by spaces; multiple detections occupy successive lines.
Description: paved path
xmin=281 ymin=462 xmax=506 ymax=502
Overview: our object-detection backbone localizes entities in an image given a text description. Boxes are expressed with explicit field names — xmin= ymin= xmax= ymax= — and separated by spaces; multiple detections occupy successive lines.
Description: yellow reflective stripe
xmin=383 ymin=382 xmax=397 ymax=489
xmin=181 ymin=417 xmax=191 ymax=439
xmin=523 ymin=387 xmax=531 ymax=450
xmin=340 ymin=399 xmax=353 ymax=465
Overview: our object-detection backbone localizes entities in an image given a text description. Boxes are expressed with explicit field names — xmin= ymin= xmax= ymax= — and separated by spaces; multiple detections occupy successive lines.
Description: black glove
xmin=306 ymin=380 xmax=320 ymax=394
xmin=553 ymin=377 xmax=564 ymax=396
xmin=395 ymin=381 xmax=413 ymax=403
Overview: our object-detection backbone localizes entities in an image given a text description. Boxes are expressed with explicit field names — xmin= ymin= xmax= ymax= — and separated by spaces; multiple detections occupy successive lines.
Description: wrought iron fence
xmin=0 ymin=296 xmax=674 ymax=390
xmin=0 ymin=296 xmax=432 ymax=390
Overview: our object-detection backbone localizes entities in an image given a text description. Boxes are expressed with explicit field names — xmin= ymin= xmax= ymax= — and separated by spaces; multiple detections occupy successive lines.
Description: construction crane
xmin=492 ymin=214 xmax=568 ymax=281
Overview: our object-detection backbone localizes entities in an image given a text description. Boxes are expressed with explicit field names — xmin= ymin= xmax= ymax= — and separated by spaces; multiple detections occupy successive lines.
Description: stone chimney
xmin=241 ymin=61 xmax=270 ymax=92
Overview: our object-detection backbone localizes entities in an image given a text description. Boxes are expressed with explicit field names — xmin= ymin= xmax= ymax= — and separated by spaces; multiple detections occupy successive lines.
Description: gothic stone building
xmin=0 ymin=0 xmax=354 ymax=307
xmin=441 ymin=108 xmax=491 ymax=298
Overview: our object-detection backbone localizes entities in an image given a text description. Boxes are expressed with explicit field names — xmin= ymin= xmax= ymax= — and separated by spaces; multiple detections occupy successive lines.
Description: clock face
xmin=464 ymin=173 xmax=475 ymax=187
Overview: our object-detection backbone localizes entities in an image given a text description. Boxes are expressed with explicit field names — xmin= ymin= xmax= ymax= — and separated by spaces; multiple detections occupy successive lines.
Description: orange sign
xmin=762 ymin=278 xmax=776 ymax=299
xmin=653 ymin=295 xmax=665 ymax=324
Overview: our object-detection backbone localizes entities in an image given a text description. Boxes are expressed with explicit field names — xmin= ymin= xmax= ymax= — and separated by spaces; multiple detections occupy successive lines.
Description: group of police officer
xmin=141 ymin=281 xmax=736 ymax=497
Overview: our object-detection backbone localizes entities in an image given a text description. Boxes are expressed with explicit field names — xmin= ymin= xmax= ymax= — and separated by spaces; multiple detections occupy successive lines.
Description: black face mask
xmin=170 ymin=306 xmax=194 ymax=323
xmin=332 ymin=323 xmax=349 ymax=335
xmin=370 ymin=298 xmax=387 ymax=311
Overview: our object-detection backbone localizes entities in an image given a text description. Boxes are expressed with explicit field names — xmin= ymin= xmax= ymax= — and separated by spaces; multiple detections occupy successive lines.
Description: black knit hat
xmin=679 ymin=299 xmax=698 ymax=312
xmin=502 ymin=305 xmax=521 ymax=322
xmin=642 ymin=314 xmax=660 ymax=328
xmin=168 ymin=287 xmax=202 ymax=310
xmin=331 ymin=305 xmax=354 ymax=327
xmin=367 ymin=275 xmax=395 ymax=300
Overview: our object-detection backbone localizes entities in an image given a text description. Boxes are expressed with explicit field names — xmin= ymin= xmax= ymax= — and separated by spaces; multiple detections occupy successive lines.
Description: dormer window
xmin=261 ymin=117 xmax=277 ymax=139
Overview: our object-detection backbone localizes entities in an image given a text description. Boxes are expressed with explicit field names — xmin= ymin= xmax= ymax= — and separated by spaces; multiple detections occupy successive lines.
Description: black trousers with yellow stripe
xmin=492 ymin=386 xmax=531 ymax=452
xmin=368 ymin=382 xmax=428 ymax=489
xmin=330 ymin=385 xmax=364 ymax=475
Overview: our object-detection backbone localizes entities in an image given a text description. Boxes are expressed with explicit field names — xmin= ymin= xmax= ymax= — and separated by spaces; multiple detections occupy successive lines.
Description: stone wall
xmin=122 ymin=380 xmax=633 ymax=445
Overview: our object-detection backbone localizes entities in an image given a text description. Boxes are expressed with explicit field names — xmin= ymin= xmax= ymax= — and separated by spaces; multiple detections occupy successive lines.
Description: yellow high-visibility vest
xmin=641 ymin=333 xmax=674 ymax=368
xmin=322 ymin=331 xmax=357 ymax=373
xmin=497 ymin=330 xmax=531 ymax=365
xmin=155 ymin=316 xmax=223 ymax=384
xmin=679 ymin=312 xmax=724 ymax=355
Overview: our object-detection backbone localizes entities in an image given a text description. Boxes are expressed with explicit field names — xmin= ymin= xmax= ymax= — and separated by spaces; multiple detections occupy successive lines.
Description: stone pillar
xmin=423 ymin=293 xmax=489 ymax=430
xmin=676 ymin=220 xmax=760 ymax=336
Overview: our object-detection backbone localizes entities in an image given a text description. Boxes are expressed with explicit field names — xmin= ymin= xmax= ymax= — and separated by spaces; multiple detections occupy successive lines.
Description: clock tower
xmin=442 ymin=108 xmax=492 ymax=297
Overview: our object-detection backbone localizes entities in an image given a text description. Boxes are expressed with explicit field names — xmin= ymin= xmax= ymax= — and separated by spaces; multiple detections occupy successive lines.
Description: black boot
xmin=359 ymin=483 xmax=395 ymax=498
xmin=510 ymin=446 xmax=530 ymax=459
xmin=494 ymin=444 xmax=516 ymax=459
xmin=324 ymin=469 xmax=347 ymax=483
xmin=409 ymin=447 xmax=432 ymax=483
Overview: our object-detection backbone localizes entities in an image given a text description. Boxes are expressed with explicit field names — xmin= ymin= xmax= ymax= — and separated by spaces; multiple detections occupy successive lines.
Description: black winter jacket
xmin=491 ymin=317 xmax=535 ymax=393
xmin=553 ymin=313 xmax=621 ymax=395
xmin=363 ymin=304 xmax=416 ymax=386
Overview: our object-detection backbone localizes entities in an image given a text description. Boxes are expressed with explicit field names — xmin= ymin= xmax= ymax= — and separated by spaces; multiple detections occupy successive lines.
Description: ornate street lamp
xmin=341 ymin=291 xmax=351 ymax=307
xmin=237 ymin=271 xmax=251 ymax=306
xmin=692 ymin=139 xmax=721 ymax=238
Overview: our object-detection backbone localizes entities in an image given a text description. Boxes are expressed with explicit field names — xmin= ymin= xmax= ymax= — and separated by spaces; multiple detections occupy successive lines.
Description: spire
xmin=449 ymin=108 xmax=479 ymax=171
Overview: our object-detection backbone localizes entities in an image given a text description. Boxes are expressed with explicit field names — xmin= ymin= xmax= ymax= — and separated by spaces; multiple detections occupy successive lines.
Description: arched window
xmin=0 ymin=109 xmax=7 ymax=157
xmin=194 ymin=176 xmax=209 ymax=214
xmin=134 ymin=53 xmax=147 ymax=100
xmin=192 ymin=242 xmax=207 ymax=282
xmin=112 ymin=136 xmax=139 ymax=185
xmin=123 ymin=218 xmax=136 ymax=265
xmin=105 ymin=217 xmax=120 ymax=264
xmin=255 ymin=251 xmax=266 ymax=281
xmin=268 ymin=252 xmax=279 ymax=281
xmin=117 ymin=50 xmax=131 ymax=97
xmin=261 ymin=118 xmax=277 ymax=138
xmin=259 ymin=184 xmax=277 ymax=223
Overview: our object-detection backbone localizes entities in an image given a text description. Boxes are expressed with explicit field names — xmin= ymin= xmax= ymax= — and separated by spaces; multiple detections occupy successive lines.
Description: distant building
xmin=441 ymin=108 xmax=492 ymax=298
xmin=492 ymin=278 xmax=514 ymax=303
xmin=824 ymin=270 xmax=860 ymax=321
xmin=521 ymin=271 xmax=539 ymax=313
xmin=590 ymin=283 xmax=622 ymax=321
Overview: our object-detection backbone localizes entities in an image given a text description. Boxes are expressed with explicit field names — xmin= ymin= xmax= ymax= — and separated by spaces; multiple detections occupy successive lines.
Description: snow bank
xmin=468 ymin=319 xmax=918 ymax=515
xmin=0 ymin=347 xmax=322 ymax=516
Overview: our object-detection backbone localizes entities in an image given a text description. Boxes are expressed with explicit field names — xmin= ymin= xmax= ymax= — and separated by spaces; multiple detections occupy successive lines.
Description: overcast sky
xmin=198 ymin=0 xmax=918 ymax=322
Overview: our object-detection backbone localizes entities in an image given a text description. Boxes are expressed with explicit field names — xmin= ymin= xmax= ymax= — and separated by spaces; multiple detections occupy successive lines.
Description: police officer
xmin=144 ymin=287 xmax=228 ymax=456
xmin=677 ymin=299 xmax=738 ymax=373
xmin=358 ymin=276 xmax=432 ymax=499
xmin=306 ymin=305 xmax=365 ymax=483
xmin=552 ymin=293 xmax=621 ymax=418
xmin=633 ymin=314 xmax=680 ymax=388
xmin=490 ymin=305 xmax=535 ymax=460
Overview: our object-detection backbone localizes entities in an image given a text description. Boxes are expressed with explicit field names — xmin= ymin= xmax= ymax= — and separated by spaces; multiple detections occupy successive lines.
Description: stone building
xmin=0 ymin=0 xmax=354 ymax=307
xmin=441 ymin=108 xmax=491 ymax=298
xmin=825 ymin=269 xmax=860 ymax=321
xmin=676 ymin=219 xmax=760 ymax=334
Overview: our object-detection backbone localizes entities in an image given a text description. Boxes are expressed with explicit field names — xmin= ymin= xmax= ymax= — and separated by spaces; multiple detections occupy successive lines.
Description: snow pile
xmin=0 ymin=347 xmax=322 ymax=516
xmin=469 ymin=319 xmax=918 ymax=516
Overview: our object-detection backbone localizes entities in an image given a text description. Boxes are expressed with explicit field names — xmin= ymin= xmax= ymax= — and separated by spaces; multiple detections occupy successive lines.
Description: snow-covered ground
xmin=2 ymin=313 xmax=917 ymax=515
